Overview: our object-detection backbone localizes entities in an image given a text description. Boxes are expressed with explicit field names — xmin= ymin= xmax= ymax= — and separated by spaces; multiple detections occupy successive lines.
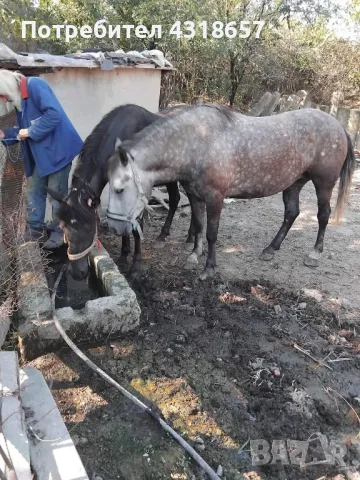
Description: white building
xmin=0 ymin=43 xmax=175 ymax=222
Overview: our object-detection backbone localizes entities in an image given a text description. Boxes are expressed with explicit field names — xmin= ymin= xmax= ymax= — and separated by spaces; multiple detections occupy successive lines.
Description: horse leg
xmin=118 ymin=235 xmax=131 ymax=268
xmin=185 ymin=194 xmax=205 ymax=264
xmin=128 ymin=219 xmax=144 ymax=280
xmin=304 ymin=181 xmax=333 ymax=268
xmin=199 ymin=198 xmax=223 ymax=280
xmin=185 ymin=214 xmax=195 ymax=245
xmin=260 ymin=177 xmax=309 ymax=261
xmin=185 ymin=193 xmax=199 ymax=250
xmin=156 ymin=182 xmax=180 ymax=242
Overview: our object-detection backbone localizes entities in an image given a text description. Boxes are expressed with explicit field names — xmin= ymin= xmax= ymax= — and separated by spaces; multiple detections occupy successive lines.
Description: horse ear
xmin=46 ymin=187 xmax=66 ymax=202
xmin=92 ymin=197 xmax=100 ymax=208
xmin=114 ymin=137 xmax=128 ymax=167
xmin=117 ymin=146 xmax=129 ymax=167
xmin=87 ymin=197 xmax=100 ymax=208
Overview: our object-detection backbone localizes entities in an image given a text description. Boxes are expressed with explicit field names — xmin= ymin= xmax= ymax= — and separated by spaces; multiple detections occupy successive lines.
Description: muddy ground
xmin=25 ymin=166 xmax=360 ymax=480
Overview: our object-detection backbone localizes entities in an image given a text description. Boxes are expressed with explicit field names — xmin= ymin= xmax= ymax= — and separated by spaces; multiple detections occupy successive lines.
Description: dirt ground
xmin=26 ymin=165 xmax=360 ymax=480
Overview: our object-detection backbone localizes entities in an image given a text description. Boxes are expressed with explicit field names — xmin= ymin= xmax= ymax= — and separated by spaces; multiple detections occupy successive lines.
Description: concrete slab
xmin=16 ymin=242 xmax=141 ymax=361
xmin=0 ymin=351 xmax=32 ymax=480
xmin=19 ymin=366 xmax=89 ymax=480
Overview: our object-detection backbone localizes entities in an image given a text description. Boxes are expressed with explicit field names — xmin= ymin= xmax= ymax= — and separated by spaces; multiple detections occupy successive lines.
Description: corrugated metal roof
xmin=0 ymin=43 xmax=175 ymax=73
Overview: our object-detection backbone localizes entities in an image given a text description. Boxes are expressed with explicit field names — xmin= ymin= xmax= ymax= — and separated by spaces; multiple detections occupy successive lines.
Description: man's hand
xmin=19 ymin=129 xmax=29 ymax=140
xmin=0 ymin=129 xmax=5 ymax=140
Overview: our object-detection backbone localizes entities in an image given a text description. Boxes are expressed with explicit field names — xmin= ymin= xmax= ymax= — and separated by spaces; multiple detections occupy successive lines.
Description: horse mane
xmin=72 ymin=103 xmax=158 ymax=183
xmin=201 ymin=103 xmax=236 ymax=122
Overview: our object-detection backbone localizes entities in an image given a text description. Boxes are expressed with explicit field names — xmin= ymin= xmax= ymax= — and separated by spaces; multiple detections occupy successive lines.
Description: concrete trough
xmin=16 ymin=241 xmax=141 ymax=361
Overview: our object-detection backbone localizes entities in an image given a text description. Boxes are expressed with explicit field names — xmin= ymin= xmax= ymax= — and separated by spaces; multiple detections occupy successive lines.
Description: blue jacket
xmin=1 ymin=76 xmax=83 ymax=178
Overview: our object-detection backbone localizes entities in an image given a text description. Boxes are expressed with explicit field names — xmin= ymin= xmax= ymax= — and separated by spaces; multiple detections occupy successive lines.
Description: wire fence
xmin=0 ymin=110 xmax=52 ymax=319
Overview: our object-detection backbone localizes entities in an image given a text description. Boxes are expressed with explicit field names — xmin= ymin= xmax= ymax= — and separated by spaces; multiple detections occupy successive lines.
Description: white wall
xmin=40 ymin=66 xmax=161 ymax=140
xmin=38 ymin=66 xmax=162 ymax=222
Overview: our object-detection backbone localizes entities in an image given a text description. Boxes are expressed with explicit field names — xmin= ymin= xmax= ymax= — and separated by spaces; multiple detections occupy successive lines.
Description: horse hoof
xmin=304 ymin=251 xmax=321 ymax=268
xmin=185 ymin=242 xmax=194 ymax=252
xmin=154 ymin=242 xmax=166 ymax=249
xmin=127 ymin=269 xmax=140 ymax=281
xmin=260 ymin=249 xmax=275 ymax=261
xmin=199 ymin=267 xmax=215 ymax=281
xmin=304 ymin=256 xmax=320 ymax=268
xmin=118 ymin=255 xmax=129 ymax=268
xmin=186 ymin=252 xmax=199 ymax=264
xmin=156 ymin=233 xmax=167 ymax=243
xmin=186 ymin=236 xmax=195 ymax=244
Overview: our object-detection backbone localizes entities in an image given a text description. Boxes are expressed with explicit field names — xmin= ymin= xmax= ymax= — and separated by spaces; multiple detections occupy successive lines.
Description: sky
xmin=327 ymin=0 xmax=360 ymax=41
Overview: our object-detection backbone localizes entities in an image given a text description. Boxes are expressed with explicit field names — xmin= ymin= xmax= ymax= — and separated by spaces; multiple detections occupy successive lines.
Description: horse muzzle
xmin=107 ymin=217 xmax=133 ymax=237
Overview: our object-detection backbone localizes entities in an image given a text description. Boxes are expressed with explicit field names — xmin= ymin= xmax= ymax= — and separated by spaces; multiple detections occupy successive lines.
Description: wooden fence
xmin=248 ymin=90 xmax=360 ymax=154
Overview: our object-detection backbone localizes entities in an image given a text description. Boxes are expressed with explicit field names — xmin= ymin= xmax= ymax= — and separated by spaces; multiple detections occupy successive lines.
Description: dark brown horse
xmin=105 ymin=104 xmax=355 ymax=280
xmin=48 ymin=103 xmax=194 ymax=281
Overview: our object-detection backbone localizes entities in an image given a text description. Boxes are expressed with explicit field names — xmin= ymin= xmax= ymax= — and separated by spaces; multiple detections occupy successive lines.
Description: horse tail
xmin=333 ymin=129 xmax=356 ymax=224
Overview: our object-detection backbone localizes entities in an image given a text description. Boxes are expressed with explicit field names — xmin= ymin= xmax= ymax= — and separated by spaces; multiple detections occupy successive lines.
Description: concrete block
xmin=316 ymin=104 xmax=331 ymax=114
xmin=330 ymin=91 xmax=344 ymax=117
xmin=278 ymin=95 xmax=290 ymax=112
xmin=295 ymin=90 xmax=308 ymax=103
xmin=279 ymin=94 xmax=303 ymax=112
xmin=336 ymin=107 xmax=351 ymax=130
xmin=16 ymin=242 xmax=52 ymax=323
xmin=17 ymin=242 xmax=141 ymax=361
xmin=286 ymin=94 xmax=302 ymax=111
xmin=0 ymin=313 xmax=10 ymax=348
xmin=19 ymin=366 xmax=89 ymax=480
xmin=249 ymin=92 xmax=273 ymax=116
xmin=348 ymin=109 xmax=360 ymax=146
xmin=260 ymin=92 xmax=281 ymax=116
xmin=0 ymin=296 xmax=12 ymax=349
xmin=303 ymin=97 xmax=316 ymax=109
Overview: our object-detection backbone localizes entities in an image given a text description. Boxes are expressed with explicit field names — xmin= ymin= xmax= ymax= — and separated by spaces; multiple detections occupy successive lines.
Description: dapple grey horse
xmin=105 ymin=104 xmax=355 ymax=280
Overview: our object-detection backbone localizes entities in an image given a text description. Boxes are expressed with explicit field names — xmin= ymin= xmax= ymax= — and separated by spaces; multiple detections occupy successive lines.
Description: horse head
xmin=106 ymin=138 xmax=149 ymax=238
xmin=47 ymin=180 xmax=100 ymax=281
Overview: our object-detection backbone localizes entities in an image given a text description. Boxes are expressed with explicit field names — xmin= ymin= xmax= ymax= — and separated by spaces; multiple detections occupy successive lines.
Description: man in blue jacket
xmin=0 ymin=69 xmax=83 ymax=249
